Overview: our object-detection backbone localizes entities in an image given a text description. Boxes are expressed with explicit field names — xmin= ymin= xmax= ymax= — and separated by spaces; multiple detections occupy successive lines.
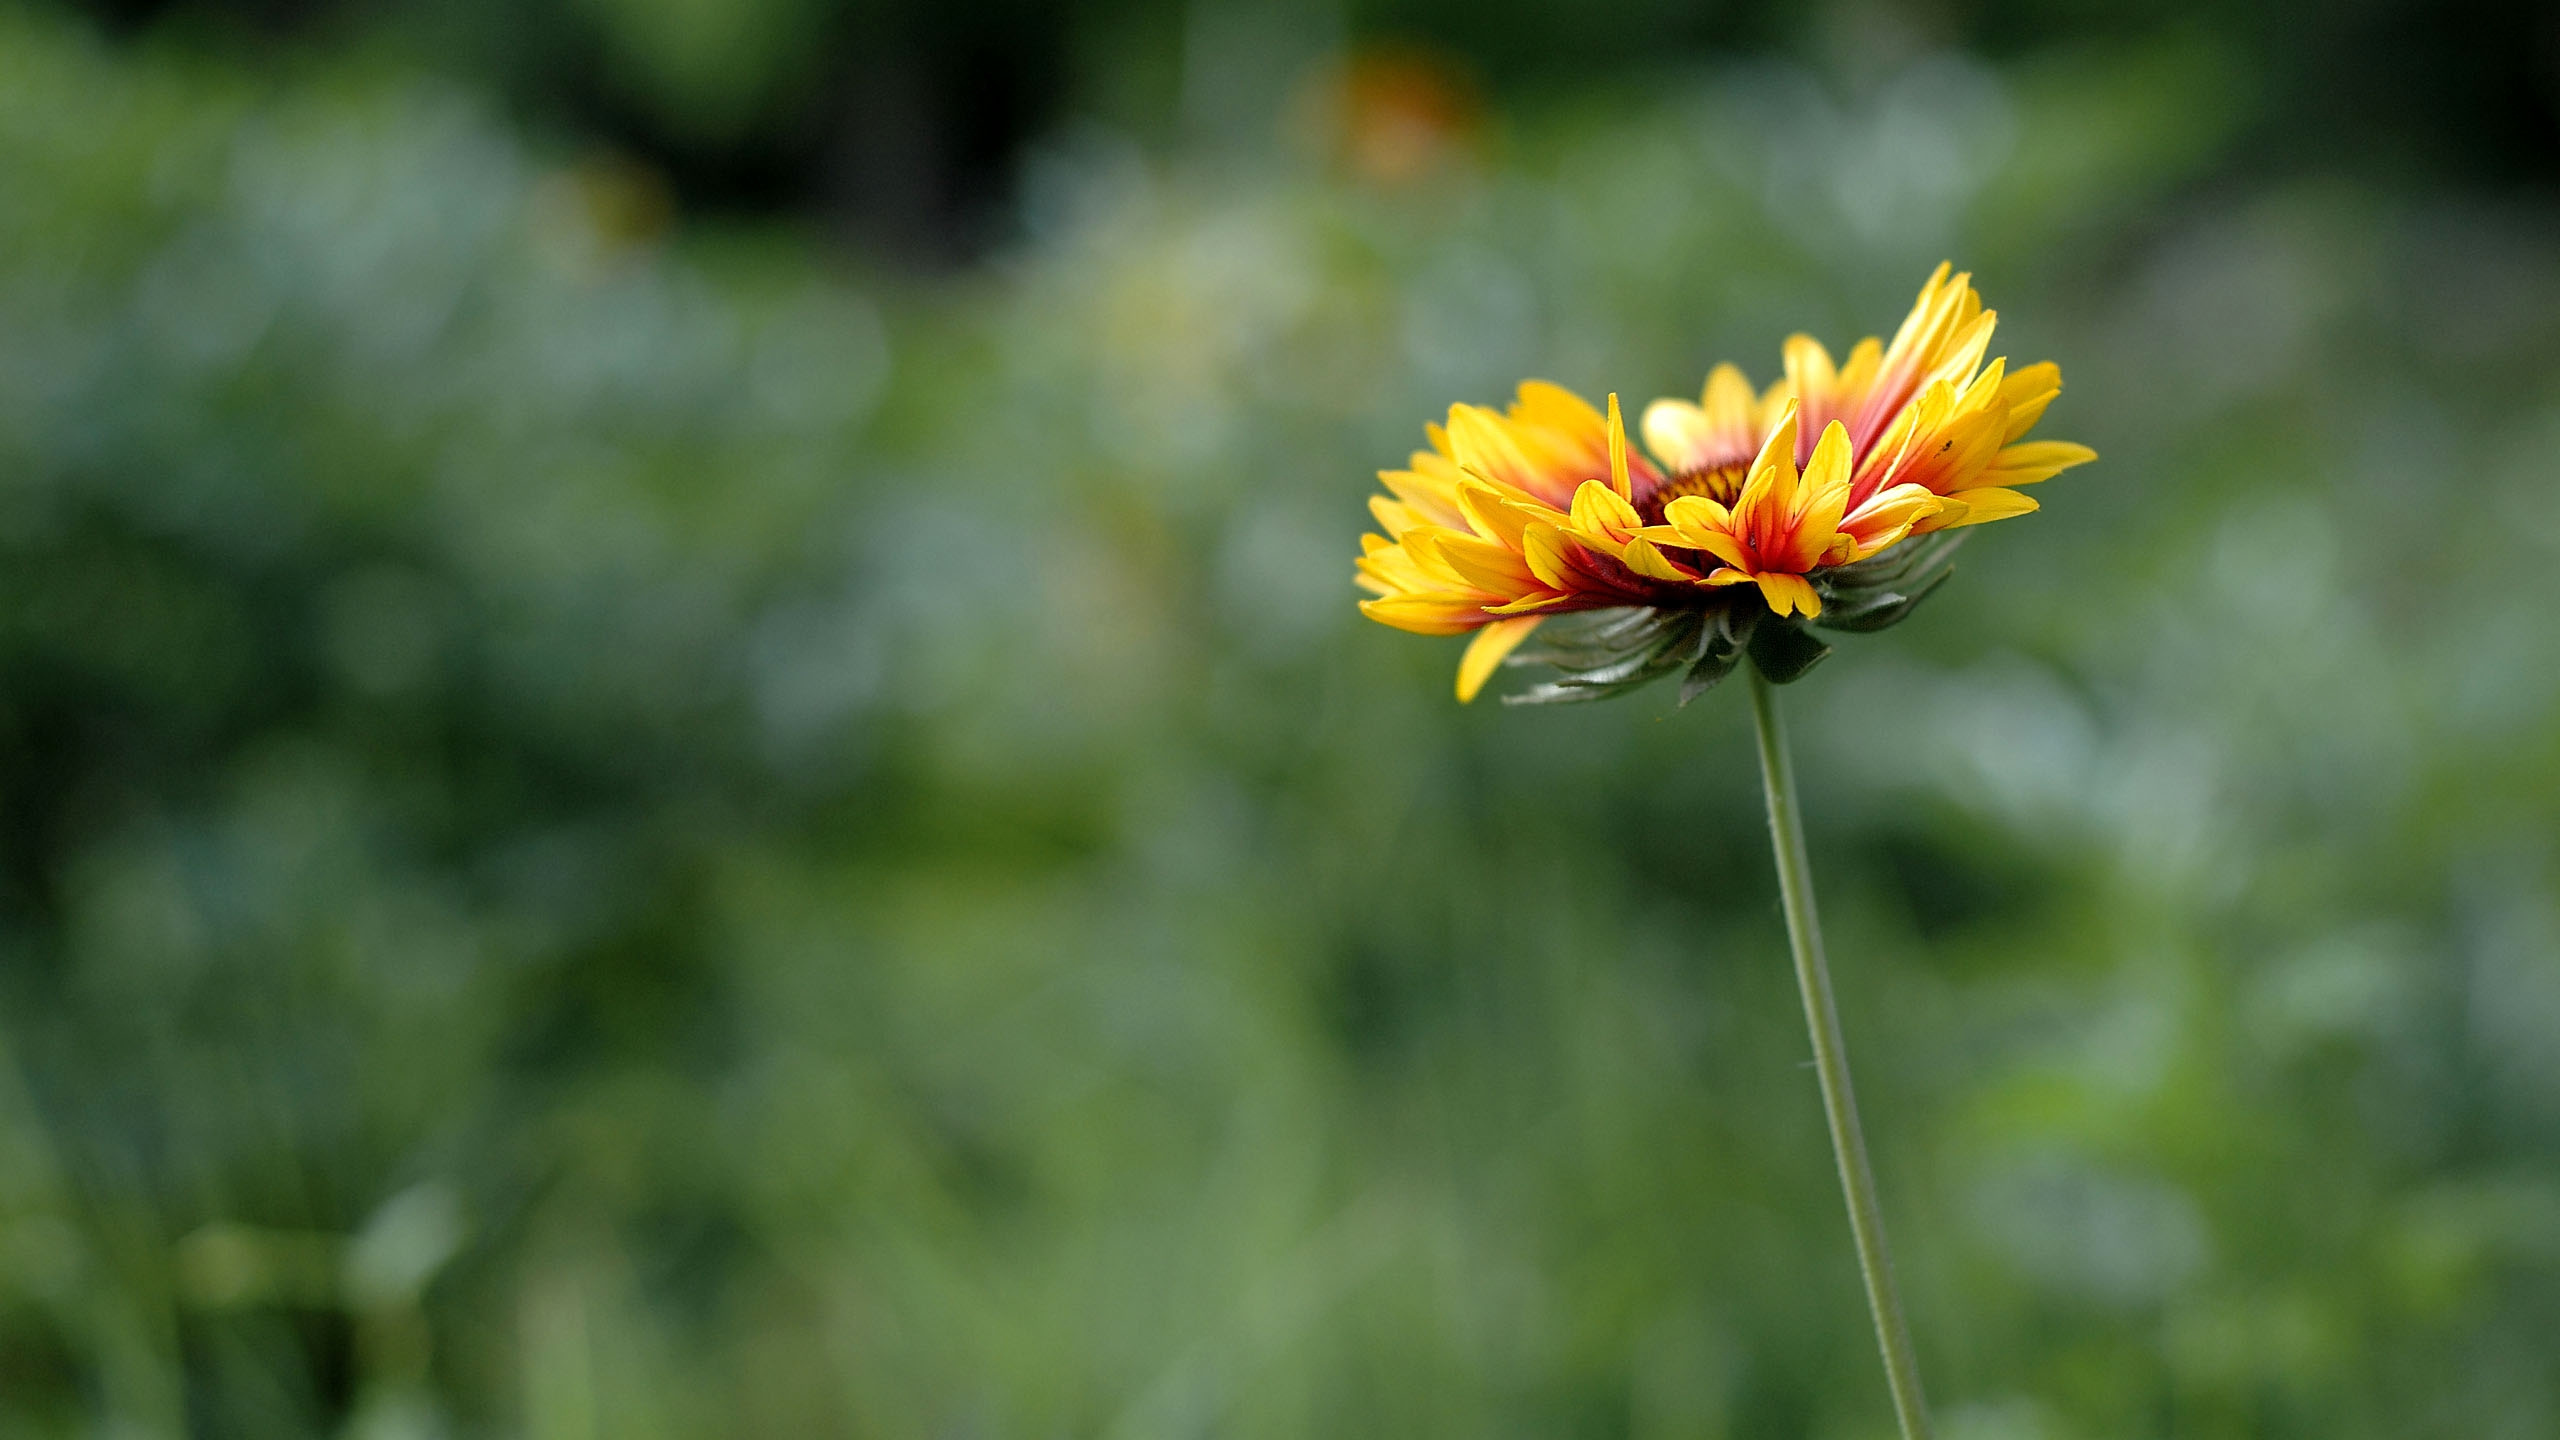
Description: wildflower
xmin=1351 ymin=266 xmax=2095 ymax=1440
xmin=1355 ymin=264 xmax=2093 ymax=701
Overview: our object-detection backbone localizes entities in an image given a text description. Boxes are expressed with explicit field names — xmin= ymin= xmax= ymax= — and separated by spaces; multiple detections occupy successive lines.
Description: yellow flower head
xmin=1355 ymin=264 xmax=2094 ymax=702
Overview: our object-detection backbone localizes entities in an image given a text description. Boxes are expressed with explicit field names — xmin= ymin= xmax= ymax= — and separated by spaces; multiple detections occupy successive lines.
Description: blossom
xmin=1355 ymin=264 xmax=2094 ymax=701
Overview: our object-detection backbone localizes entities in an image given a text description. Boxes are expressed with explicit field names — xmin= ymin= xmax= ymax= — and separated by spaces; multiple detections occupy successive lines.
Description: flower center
xmin=1638 ymin=461 xmax=1749 ymax=524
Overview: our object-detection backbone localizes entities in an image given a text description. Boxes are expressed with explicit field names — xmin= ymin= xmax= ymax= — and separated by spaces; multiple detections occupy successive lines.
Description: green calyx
xmin=1496 ymin=533 xmax=1964 ymax=706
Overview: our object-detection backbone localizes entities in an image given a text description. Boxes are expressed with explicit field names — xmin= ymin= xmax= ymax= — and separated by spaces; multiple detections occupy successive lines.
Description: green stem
xmin=1746 ymin=666 xmax=1934 ymax=1440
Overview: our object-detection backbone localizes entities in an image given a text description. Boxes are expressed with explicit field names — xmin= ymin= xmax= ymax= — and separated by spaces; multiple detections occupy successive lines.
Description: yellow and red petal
xmin=1848 ymin=264 xmax=1987 ymax=450
xmin=1782 ymin=334 xmax=1839 ymax=448
xmin=1776 ymin=421 xmax=1855 ymax=571
xmin=1359 ymin=263 xmax=2089 ymax=670
xmin=1734 ymin=404 xmax=1803 ymax=549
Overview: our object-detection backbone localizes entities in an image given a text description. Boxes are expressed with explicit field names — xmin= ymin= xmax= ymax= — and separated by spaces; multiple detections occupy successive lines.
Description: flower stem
xmin=1745 ymin=666 xmax=1934 ymax=1440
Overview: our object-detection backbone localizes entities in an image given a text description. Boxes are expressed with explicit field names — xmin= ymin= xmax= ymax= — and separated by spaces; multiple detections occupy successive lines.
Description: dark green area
xmin=2 ymin=1 xmax=2559 ymax=1437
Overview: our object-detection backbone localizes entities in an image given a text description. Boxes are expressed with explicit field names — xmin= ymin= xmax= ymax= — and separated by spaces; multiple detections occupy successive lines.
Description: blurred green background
xmin=3 ymin=0 xmax=2559 ymax=1435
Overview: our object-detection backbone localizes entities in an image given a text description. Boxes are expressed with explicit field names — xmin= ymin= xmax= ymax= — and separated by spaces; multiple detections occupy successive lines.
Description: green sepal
xmin=1505 ymin=606 xmax=1665 ymax=668
xmin=1812 ymin=564 xmax=1952 ymax=634
xmin=1502 ymin=606 xmax=1720 ymax=706
xmin=1821 ymin=532 xmax=1962 ymax=596
xmin=1677 ymin=607 xmax=1752 ymax=705
xmin=1486 ymin=531 xmax=1967 ymax=702
xmin=1747 ymin=618 xmax=1831 ymax=685
xmin=1807 ymin=531 xmax=1964 ymax=637
xmin=1678 ymin=646 xmax=1742 ymax=703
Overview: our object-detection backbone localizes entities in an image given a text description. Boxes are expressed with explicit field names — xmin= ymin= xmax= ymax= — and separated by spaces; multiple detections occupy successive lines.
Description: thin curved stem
xmin=1746 ymin=667 xmax=1933 ymax=1440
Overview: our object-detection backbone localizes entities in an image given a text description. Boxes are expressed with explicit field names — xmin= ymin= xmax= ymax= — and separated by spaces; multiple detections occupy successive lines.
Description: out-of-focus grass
xmin=2 ymin=5 xmax=2559 ymax=1437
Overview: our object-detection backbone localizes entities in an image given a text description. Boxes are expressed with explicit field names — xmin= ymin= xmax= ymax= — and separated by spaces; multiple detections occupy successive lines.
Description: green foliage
xmin=3 ymin=5 xmax=2560 ymax=1440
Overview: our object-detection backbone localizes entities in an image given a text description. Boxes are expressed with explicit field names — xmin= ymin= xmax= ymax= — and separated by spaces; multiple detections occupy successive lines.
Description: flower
xmin=1355 ymin=264 xmax=2095 ymax=702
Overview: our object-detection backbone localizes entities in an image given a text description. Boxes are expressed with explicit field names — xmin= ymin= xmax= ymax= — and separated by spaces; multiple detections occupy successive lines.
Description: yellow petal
xmin=1512 ymin=380 xmax=1605 ymax=436
xmin=1931 ymin=486 xmax=2038 ymax=528
xmin=1369 ymin=494 xmax=1418 ymax=536
xmin=1661 ymin=494 xmax=1734 ymax=531
xmin=1368 ymin=530 xmax=1446 ymax=575
xmin=1913 ymin=409 xmax=2011 ymax=494
xmin=1783 ymin=334 xmax=1837 ymax=405
xmin=1435 ymin=531 xmax=1536 ymax=592
xmin=1919 ymin=310 xmax=1998 ymax=397
xmin=1864 ymin=264 xmax=1976 ymax=426
xmin=1640 ymin=399 xmax=1720 ymax=476
xmin=1693 ymin=532 xmax=1755 ymax=574
xmin=1737 ymin=402 xmax=1802 ymax=528
xmin=1801 ymin=420 xmax=1853 ymax=497
xmin=1446 ymin=405 xmax=1571 ymax=507
xmin=1981 ymin=440 xmax=2096 ymax=487
xmin=1380 ymin=465 xmax=1470 ymax=530
xmin=1648 ymin=496 xmax=1746 ymax=572
xmin=1958 ymin=355 xmax=2007 ymax=412
xmin=1703 ymin=363 xmax=1757 ymax=432
xmin=1442 ymin=406 xmax=1522 ymax=485
xmin=1996 ymin=361 xmax=2062 ymax=442
xmin=1360 ymin=596 xmax=1484 ymax=635
xmin=1841 ymin=482 xmax=1944 ymax=556
xmin=1884 ymin=263 xmax=1956 ymax=366
xmin=1398 ymin=528 xmax=1463 ymax=587
xmin=1605 ymin=392 xmax=1634 ymax=501
xmin=1521 ymin=523 xmax=1575 ymax=589
xmin=1456 ymin=616 xmax=1544 ymax=702
xmin=1754 ymin=571 xmax=1821 ymax=619
xmin=1618 ymin=535 xmax=1692 ymax=582
xmin=1569 ymin=478 xmax=1641 ymax=539
xmin=1827 ymin=338 xmax=1882 ymax=418
xmin=1848 ymin=397 xmax=1920 ymax=498
xmin=1454 ymin=473 xmax=1548 ymax=548
xmin=1356 ymin=541 xmax=1436 ymax=593
xmin=1755 ymin=376 xmax=1793 ymax=433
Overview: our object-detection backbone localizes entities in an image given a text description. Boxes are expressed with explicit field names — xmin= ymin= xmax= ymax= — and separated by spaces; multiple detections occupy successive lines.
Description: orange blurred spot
xmin=1299 ymin=49 xmax=1480 ymax=186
